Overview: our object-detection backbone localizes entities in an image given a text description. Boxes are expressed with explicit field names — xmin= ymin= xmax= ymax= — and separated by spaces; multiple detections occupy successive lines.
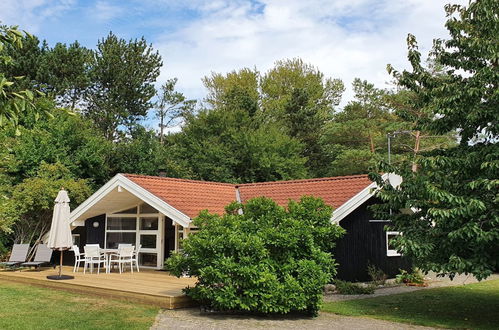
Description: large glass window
xmin=140 ymin=234 xmax=157 ymax=248
xmin=107 ymin=217 xmax=136 ymax=230
xmin=106 ymin=232 xmax=136 ymax=249
xmin=140 ymin=217 xmax=158 ymax=230
xmin=105 ymin=204 xmax=162 ymax=268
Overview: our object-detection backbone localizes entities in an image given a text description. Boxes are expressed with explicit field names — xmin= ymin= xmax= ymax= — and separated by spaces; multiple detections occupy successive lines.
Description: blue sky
xmin=1 ymin=0 xmax=462 ymax=129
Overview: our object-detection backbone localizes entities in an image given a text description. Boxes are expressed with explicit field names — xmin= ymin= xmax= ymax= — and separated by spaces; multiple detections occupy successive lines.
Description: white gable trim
xmin=69 ymin=174 xmax=191 ymax=227
xmin=331 ymin=173 xmax=401 ymax=224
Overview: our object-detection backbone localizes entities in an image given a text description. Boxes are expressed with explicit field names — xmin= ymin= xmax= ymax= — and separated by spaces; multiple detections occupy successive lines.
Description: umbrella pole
xmin=59 ymin=250 xmax=63 ymax=278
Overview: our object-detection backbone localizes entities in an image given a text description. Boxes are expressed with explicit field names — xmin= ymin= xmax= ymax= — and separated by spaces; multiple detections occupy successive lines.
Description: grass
xmin=0 ymin=280 xmax=159 ymax=330
xmin=322 ymin=279 xmax=499 ymax=329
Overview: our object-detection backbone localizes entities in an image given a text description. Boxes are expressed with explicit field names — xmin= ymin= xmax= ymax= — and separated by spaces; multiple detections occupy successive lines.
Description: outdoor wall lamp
xmin=93 ymin=221 xmax=100 ymax=228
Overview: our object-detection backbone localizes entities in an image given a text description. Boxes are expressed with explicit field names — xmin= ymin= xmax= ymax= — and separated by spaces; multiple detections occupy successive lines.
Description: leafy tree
xmin=202 ymin=59 xmax=344 ymax=177
xmin=262 ymin=59 xmax=344 ymax=176
xmin=168 ymin=106 xmax=307 ymax=183
xmin=0 ymin=162 xmax=91 ymax=257
xmin=202 ymin=68 xmax=260 ymax=109
xmin=83 ymin=32 xmax=162 ymax=140
xmin=373 ymin=0 xmax=498 ymax=280
xmin=0 ymin=25 xmax=46 ymax=134
xmin=109 ymin=125 xmax=187 ymax=177
xmin=0 ymin=31 xmax=47 ymax=91
xmin=0 ymin=31 xmax=93 ymax=111
xmin=321 ymin=79 xmax=403 ymax=175
xmin=166 ymin=196 xmax=345 ymax=316
xmin=261 ymin=59 xmax=344 ymax=118
xmin=5 ymin=105 xmax=111 ymax=186
xmin=42 ymin=41 xmax=93 ymax=109
xmin=155 ymin=78 xmax=195 ymax=143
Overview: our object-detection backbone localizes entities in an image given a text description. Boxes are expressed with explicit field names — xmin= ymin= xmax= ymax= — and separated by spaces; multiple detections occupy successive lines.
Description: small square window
xmin=72 ymin=234 xmax=80 ymax=246
xmin=386 ymin=231 xmax=401 ymax=257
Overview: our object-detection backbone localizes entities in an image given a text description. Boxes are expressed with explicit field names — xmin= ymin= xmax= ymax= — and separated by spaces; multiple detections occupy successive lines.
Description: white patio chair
xmin=83 ymin=245 xmax=106 ymax=274
xmin=107 ymin=243 xmax=132 ymax=269
xmin=109 ymin=246 xmax=134 ymax=274
xmin=72 ymin=245 xmax=85 ymax=273
xmin=131 ymin=244 xmax=141 ymax=273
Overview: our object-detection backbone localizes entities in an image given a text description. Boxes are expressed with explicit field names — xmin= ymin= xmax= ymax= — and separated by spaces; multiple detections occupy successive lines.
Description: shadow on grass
xmin=322 ymin=279 xmax=499 ymax=330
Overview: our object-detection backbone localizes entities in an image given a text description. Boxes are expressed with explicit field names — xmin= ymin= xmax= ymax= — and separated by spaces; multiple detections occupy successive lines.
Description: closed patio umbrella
xmin=46 ymin=188 xmax=74 ymax=280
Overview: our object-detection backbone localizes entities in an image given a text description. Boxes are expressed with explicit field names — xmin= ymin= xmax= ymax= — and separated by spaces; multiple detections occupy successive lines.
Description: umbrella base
xmin=47 ymin=275 xmax=75 ymax=280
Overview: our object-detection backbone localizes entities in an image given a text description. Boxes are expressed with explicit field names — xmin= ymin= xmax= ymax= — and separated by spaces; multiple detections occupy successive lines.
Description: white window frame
xmin=104 ymin=203 xmax=164 ymax=268
xmin=72 ymin=234 xmax=80 ymax=246
xmin=386 ymin=231 xmax=402 ymax=257
xmin=174 ymin=225 xmax=199 ymax=251
xmin=174 ymin=224 xmax=184 ymax=251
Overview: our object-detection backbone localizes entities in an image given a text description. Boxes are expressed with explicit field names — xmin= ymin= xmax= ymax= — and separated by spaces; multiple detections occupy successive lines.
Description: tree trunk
xmin=368 ymin=130 xmax=375 ymax=153
xmin=160 ymin=112 xmax=164 ymax=144
xmin=412 ymin=130 xmax=421 ymax=172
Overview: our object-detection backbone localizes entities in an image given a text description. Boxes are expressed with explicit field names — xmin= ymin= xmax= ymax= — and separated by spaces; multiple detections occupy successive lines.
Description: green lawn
xmin=322 ymin=279 xmax=499 ymax=329
xmin=0 ymin=280 xmax=159 ymax=330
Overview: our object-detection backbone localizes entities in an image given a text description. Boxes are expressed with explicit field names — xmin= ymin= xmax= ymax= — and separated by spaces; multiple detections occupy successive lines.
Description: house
xmin=69 ymin=173 xmax=410 ymax=281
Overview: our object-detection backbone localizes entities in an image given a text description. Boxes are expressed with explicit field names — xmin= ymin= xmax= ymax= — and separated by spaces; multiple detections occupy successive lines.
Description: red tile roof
xmin=238 ymin=175 xmax=372 ymax=209
xmin=123 ymin=174 xmax=372 ymax=218
xmin=124 ymin=174 xmax=237 ymax=218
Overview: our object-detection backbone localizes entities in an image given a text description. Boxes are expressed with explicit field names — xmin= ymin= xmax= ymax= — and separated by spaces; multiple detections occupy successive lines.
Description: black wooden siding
xmin=164 ymin=217 xmax=176 ymax=260
xmin=85 ymin=214 xmax=106 ymax=247
xmin=60 ymin=220 xmax=89 ymax=266
xmin=334 ymin=198 xmax=411 ymax=282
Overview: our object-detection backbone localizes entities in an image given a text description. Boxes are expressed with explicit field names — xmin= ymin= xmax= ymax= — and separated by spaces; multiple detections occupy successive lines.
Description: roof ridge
xmin=123 ymin=173 xmax=370 ymax=188
xmin=237 ymin=174 xmax=370 ymax=187
xmin=122 ymin=173 xmax=236 ymax=187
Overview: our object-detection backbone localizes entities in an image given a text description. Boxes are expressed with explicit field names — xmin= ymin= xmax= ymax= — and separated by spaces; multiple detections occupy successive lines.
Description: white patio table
xmin=101 ymin=249 xmax=118 ymax=273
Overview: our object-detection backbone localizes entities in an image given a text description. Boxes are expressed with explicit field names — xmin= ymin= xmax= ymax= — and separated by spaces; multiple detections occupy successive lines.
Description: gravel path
xmin=325 ymin=272 xmax=499 ymax=302
xmin=151 ymin=273 xmax=498 ymax=329
xmin=151 ymin=308 xmax=432 ymax=330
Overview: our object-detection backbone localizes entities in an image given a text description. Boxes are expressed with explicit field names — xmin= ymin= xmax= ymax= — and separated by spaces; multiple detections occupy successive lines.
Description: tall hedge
xmin=166 ymin=196 xmax=344 ymax=315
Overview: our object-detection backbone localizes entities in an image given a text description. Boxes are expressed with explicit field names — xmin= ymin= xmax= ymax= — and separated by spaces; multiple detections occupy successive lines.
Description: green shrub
xmin=395 ymin=268 xmax=425 ymax=285
xmin=333 ymin=280 xmax=376 ymax=295
xmin=166 ymin=196 xmax=345 ymax=316
xmin=367 ymin=263 xmax=387 ymax=286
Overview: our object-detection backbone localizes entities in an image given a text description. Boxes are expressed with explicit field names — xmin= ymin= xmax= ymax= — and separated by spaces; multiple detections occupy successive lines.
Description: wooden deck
xmin=0 ymin=266 xmax=197 ymax=309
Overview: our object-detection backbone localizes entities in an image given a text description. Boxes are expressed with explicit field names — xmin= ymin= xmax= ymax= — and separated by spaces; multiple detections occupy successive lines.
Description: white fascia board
xmin=331 ymin=173 xmax=399 ymax=224
xmin=70 ymin=174 xmax=191 ymax=227
xmin=70 ymin=174 xmax=122 ymax=225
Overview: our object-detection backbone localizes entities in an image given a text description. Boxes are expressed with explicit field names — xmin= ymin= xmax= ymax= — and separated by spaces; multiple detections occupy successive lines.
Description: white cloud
xmin=0 ymin=0 xmax=75 ymax=33
xmin=0 ymin=0 xmax=468 ymax=107
xmin=93 ymin=0 xmax=125 ymax=22
xmin=154 ymin=0 xmax=466 ymax=106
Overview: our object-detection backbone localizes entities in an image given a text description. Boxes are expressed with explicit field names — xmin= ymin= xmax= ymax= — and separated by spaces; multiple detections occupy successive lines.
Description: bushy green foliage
xmin=0 ymin=25 xmax=46 ymax=134
xmin=367 ymin=263 xmax=387 ymax=286
xmin=0 ymin=162 xmax=91 ymax=243
xmin=395 ymin=269 xmax=425 ymax=285
xmin=7 ymin=108 xmax=111 ymax=185
xmin=166 ymin=196 xmax=344 ymax=316
xmin=333 ymin=280 xmax=375 ymax=295
xmin=168 ymin=105 xmax=308 ymax=183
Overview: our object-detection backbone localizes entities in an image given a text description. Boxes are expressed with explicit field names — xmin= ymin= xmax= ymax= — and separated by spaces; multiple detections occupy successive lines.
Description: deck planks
xmin=0 ymin=266 xmax=197 ymax=309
